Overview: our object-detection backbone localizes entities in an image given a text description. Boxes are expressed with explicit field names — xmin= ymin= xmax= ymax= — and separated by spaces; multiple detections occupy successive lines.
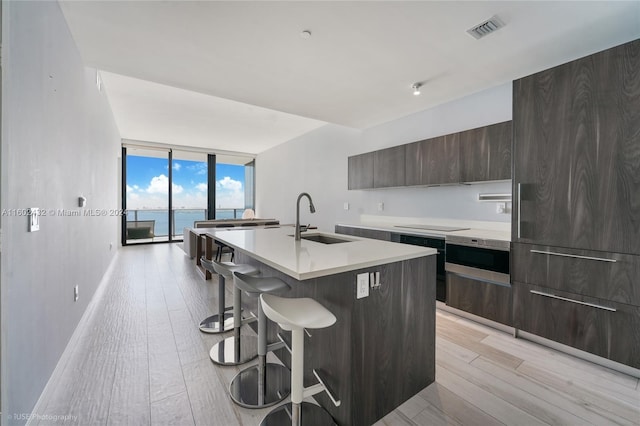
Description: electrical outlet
xmin=356 ymin=273 xmax=369 ymax=299
xmin=28 ymin=207 xmax=40 ymax=232
xmin=377 ymin=202 xmax=384 ymax=212
xmin=496 ymin=202 xmax=506 ymax=214
xmin=74 ymin=285 xmax=79 ymax=302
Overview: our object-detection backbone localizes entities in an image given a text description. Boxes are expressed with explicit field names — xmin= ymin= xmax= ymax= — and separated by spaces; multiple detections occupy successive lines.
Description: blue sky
xmin=126 ymin=155 xmax=245 ymax=209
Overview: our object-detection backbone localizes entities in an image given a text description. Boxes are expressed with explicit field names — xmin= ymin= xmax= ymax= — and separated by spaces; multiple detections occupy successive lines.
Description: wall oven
xmin=445 ymin=235 xmax=510 ymax=286
xmin=392 ymin=233 xmax=446 ymax=302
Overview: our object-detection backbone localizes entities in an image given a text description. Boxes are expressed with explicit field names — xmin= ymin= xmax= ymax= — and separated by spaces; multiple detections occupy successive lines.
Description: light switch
xmin=377 ymin=202 xmax=384 ymax=212
xmin=343 ymin=202 xmax=350 ymax=211
xmin=356 ymin=273 xmax=369 ymax=299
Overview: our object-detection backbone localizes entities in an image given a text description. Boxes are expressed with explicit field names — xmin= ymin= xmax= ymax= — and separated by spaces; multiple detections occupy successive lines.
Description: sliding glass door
xmin=171 ymin=150 xmax=208 ymax=239
xmin=124 ymin=147 xmax=172 ymax=244
xmin=122 ymin=147 xmax=254 ymax=245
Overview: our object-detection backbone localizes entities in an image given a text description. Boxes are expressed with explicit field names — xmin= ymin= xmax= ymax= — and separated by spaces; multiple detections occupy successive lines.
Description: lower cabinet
xmin=335 ymin=225 xmax=391 ymax=241
xmin=513 ymin=282 xmax=640 ymax=369
xmin=446 ymin=273 xmax=513 ymax=326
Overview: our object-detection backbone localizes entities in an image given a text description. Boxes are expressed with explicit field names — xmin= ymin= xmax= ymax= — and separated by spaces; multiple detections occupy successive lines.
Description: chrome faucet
xmin=295 ymin=192 xmax=316 ymax=241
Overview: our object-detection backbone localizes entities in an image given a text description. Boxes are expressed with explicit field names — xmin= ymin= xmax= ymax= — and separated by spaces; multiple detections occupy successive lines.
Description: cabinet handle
xmin=517 ymin=183 xmax=522 ymax=239
xmin=529 ymin=290 xmax=616 ymax=312
xmin=530 ymin=249 xmax=617 ymax=263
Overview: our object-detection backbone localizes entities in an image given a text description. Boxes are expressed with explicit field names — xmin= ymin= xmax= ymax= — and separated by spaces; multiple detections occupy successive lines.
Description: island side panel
xmin=351 ymin=255 xmax=436 ymax=426
xmin=234 ymin=252 xmax=436 ymax=425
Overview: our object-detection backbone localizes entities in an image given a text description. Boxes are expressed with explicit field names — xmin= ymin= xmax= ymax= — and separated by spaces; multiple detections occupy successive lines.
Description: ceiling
xmin=59 ymin=1 xmax=640 ymax=154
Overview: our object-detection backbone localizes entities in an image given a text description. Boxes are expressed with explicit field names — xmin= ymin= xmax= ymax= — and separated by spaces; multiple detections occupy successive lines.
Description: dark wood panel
xmin=235 ymin=252 xmax=436 ymax=425
xmin=513 ymin=282 xmax=640 ymax=368
xmin=606 ymin=301 xmax=640 ymax=369
xmin=512 ymin=242 xmax=640 ymax=306
xmin=334 ymin=225 xmax=391 ymax=241
xmin=352 ymin=256 xmax=435 ymax=425
xmin=459 ymin=121 xmax=512 ymax=182
xmin=348 ymin=152 xmax=374 ymax=190
xmin=446 ymin=273 xmax=513 ymax=326
xmin=513 ymin=282 xmax=610 ymax=361
xmin=374 ymin=145 xmax=406 ymax=188
xmin=513 ymin=39 xmax=640 ymax=254
xmin=405 ymin=134 xmax=460 ymax=186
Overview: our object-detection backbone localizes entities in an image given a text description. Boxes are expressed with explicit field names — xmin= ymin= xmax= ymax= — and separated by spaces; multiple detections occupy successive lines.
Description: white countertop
xmin=337 ymin=222 xmax=511 ymax=242
xmin=206 ymin=227 xmax=436 ymax=280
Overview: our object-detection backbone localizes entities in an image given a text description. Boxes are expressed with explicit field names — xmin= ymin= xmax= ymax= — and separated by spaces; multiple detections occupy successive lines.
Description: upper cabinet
xmin=459 ymin=121 xmax=512 ymax=182
xmin=348 ymin=152 xmax=374 ymax=190
xmin=348 ymin=121 xmax=512 ymax=190
xmin=374 ymin=145 xmax=406 ymax=188
xmin=512 ymin=39 xmax=640 ymax=254
xmin=406 ymin=134 xmax=460 ymax=186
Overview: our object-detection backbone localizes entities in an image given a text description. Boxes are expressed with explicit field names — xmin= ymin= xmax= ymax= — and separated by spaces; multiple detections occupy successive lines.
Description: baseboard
xmin=26 ymin=251 xmax=121 ymax=426
xmin=515 ymin=329 xmax=640 ymax=379
xmin=436 ymin=302 xmax=515 ymax=335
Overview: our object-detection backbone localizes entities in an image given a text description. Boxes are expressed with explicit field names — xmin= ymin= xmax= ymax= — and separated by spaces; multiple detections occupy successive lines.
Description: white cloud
xmin=173 ymin=162 xmax=182 ymax=171
xmin=196 ymin=183 xmax=207 ymax=192
xmin=146 ymin=174 xmax=183 ymax=194
xmin=217 ymin=176 xmax=243 ymax=192
xmin=216 ymin=176 xmax=244 ymax=208
xmin=126 ymin=184 xmax=134 ymax=193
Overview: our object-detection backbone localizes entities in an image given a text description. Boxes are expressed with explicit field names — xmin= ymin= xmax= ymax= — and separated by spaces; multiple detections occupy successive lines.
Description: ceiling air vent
xmin=466 ymin=16 xmax=504 ymax=40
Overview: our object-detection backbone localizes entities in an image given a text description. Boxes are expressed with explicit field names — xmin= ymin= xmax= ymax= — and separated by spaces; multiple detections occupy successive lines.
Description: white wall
xmin=1 ymin=2 xmax=121 ymax=422
xmin=256 ymin=83 xmax=513 ymax=232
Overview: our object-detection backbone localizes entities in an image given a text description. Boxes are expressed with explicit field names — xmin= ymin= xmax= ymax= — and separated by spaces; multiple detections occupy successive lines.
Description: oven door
xmin=445 ymin=243 xmax=510 ymax=286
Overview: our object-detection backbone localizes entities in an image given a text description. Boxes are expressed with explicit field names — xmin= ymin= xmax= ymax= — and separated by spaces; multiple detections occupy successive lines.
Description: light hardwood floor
xmin=32 ymin=244 xmax=640 ymax=426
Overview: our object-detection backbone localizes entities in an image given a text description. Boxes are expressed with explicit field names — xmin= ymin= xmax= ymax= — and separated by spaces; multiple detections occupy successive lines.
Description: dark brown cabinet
xmin=512 ymin=39 xmax=640 ymax=254
xmin=405 ymin=134 xmax=460 ymax=185
xmin=348 ymin=152 xmax=374 ymax=190
xmin=373 ymin=145 xmax=405 ymax=188
xmin=347 ymin=121 xmax=513 ymax=190
xmin=511 ymin=39 xmax=640 ymax=369
xmin=512 ymin=242 xmax=640 ymax=307
xmin=446 ymin=273 xmax=513 ymax=326
xmin=459 ymin=121 xmax=512 ymax=182
xmin=513 ymin=282 xmax=640 ymax=369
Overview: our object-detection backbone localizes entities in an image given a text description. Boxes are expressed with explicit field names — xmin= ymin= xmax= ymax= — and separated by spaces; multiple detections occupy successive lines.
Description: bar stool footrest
xmin=266 ymin=340 xmax=286 ymax=353
xmin=312 ymin=369 xmax=341 ymax=407
xmin=276 ymin=332 xmax=292 ymax=354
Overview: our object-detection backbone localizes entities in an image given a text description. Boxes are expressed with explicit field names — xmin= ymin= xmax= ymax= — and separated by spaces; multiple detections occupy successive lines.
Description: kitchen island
xmin=207 ymin=227 xmax=437 ymax=425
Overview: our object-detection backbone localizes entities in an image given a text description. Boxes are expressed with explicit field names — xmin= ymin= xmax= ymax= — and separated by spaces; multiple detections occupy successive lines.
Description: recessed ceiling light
xmin=412 ymin=83 xmax=422 ymax=96
xmin=300 ymin=30 xmax=312 ymax=39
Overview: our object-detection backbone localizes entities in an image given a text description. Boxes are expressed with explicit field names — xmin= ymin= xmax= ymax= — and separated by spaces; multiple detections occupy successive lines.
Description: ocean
xmin=126 ymin=209 xmax=242 ymax=237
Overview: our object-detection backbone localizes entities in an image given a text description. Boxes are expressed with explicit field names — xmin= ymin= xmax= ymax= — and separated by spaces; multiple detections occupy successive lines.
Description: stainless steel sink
xmin=289 ymin=234 xmax=353 ymax=244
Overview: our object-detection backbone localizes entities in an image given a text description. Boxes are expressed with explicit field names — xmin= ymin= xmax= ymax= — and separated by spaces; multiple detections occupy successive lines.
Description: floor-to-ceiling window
xmin=123 ymin=147 xmax=175 ymax=244
xmin=171 ymin=150 xmax=209 ymax=239
xmin=122 ymin=146 xmax=254 ymax=245
xmin=214 ymin=155 xmax=253 ymax=219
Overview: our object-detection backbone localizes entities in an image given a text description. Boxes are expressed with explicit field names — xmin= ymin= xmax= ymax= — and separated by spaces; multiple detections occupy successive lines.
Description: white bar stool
xmin=209 ymin=261 xmax=260 ymax=366
xmin=259 ymin=294 xmax=340 ymax=426
xmin=198 ymin=257 xmax=251 ymax=334
xmin=229 ymin=272 xmax=292 ymax=408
